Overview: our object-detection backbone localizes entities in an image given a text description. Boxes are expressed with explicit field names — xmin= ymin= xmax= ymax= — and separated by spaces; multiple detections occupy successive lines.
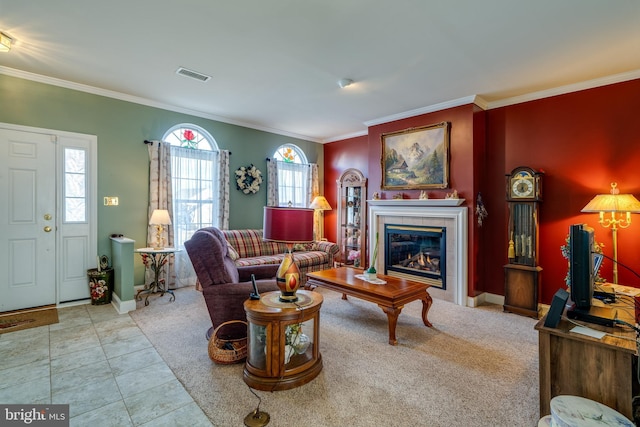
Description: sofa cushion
xmin=234 ymin=251 xmax=329 ymax=270
xmin=293 ymin=242 xmax=317 ymax=251
xmin=289 ymin=251 xmax=330 ymax=270
xmin=226 ymin=242 xmax=240 ymax=260
xmin=222 ymin=229 xmax=288 ymax=258
xmin=235 ymin=254 xmax=285 ymax=267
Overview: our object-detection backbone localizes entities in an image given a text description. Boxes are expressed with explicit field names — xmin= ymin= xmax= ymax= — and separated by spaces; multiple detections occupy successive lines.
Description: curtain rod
xmin=267 ymin=157 xmax=311 ymax=167
xmin=143 ymin=140 xmax=231 ymax=154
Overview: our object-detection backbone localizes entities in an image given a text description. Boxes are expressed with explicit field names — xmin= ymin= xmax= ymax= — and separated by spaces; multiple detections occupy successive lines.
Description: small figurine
xmin=419 ymin=190 xmax=429 ymax=200
xmin=393 ymin=193 xmax=404 ymax=199
xmin=445 ymin=190 xmax=458 ymax=199
xmin=372 ymin=192 xmax=380 ymax=200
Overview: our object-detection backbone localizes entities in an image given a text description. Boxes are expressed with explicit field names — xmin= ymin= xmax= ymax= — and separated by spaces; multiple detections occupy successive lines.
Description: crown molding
xmin=322 ymin=129 xmax=368 ymax=144
xmin=363 ymin=95 xmax=483 ymax=128
xmin=0 ymin=66 xmax=320 ymax=143
xmin=486 ymin=69 xmax=640 ymax=109
xmin=3 ymin=65 xmax=639 ymax=144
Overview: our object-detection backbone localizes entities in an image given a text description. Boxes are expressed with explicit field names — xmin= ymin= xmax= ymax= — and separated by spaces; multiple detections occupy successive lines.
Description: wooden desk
xmin=535 ymin=313 xmax=638 ymax=420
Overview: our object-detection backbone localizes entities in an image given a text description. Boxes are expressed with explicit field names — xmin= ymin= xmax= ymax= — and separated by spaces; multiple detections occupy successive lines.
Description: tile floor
xmin=0 ymin=303 xmax=213 ymax=426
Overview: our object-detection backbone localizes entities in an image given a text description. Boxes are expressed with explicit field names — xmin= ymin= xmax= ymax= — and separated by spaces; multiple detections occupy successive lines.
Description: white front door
xmin=0 ymin=124 xmax=97 ymax=311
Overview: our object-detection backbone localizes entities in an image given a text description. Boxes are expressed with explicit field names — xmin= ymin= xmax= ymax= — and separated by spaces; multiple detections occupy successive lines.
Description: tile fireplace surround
xmin=368 ymin=199 xmax=469 ymax=306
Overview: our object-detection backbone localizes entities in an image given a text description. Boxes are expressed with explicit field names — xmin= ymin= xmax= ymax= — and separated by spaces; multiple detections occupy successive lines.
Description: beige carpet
xmin=130 ymin=287 xmax=540 ymax=427
xmin=0 ymin=305 xmax=59 ymax=334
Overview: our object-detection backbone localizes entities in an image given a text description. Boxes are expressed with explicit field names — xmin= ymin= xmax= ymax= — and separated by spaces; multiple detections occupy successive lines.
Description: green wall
xmin=0 ymin=74 xmax=324 ymax=285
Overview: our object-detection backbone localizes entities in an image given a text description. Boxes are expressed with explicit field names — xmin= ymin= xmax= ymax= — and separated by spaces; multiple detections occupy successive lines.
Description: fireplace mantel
xmin=368 ymin=200 xmax=468 ymax=306
xmin=367 ymin=198 xmax=465 ymax=207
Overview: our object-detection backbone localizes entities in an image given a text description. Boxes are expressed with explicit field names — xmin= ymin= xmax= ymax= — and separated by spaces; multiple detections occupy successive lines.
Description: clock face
xmin=511 ymin=177 xmax=535 ymax=198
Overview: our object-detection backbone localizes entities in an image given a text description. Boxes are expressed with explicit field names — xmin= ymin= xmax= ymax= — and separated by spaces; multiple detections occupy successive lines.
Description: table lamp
xmin=263 ymin=206 xmax=314 ymax=302
xmin=309 ymin=195 xmax=332 ymax=241
xmin=581 ymin=182 xmax=640 ymax=283
xmin=149 ymin=209 xmax=172 ymax=250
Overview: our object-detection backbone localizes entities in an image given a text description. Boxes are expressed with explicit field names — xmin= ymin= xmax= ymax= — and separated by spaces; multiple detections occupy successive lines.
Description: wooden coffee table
xmin=306 ymin=267 xmax=433 ymax=345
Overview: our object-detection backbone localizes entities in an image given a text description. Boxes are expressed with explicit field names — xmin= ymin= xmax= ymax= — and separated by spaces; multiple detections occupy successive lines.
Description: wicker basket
xmin=208 ymin=320 xmax=248 ymax=364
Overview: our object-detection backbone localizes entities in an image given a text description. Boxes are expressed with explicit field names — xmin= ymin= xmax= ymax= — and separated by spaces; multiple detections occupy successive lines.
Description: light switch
xmin=104 ymin=197 xmax=119 ymax=206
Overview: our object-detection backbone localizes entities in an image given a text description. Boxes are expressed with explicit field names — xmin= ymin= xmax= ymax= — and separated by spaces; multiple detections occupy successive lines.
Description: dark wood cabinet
xmin=503 ymin=264 xmax=541 ymax=317
xmin=535 ymin=316 xmax=638 ymax=420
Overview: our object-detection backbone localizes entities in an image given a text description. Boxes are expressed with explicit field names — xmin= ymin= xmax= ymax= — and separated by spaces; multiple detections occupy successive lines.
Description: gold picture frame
xmin=381 ymin=121 xmax=450 ymax=190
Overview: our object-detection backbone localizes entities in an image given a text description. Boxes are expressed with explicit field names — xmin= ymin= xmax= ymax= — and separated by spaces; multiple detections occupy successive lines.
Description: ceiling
xmin=1 ymin=1 xmax=639 ymax=143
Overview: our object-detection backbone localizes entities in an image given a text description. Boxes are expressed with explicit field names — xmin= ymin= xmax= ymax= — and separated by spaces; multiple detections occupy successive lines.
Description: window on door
xmin=63 ymin=147 xmax=87 ymax=223
xmin=163 ymin=124 xmax=220 ymax=247
xmin=273 ymin=144 xmax=310 ymax=207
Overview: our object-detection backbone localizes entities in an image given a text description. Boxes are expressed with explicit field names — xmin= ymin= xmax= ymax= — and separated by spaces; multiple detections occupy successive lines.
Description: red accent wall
xmin=324 ymin=78 xmax=640 ymax=304
xmin=324 ymin=134 xmax=369 ymax=247
xmin=325 ymin=104 xmax=484 ymax=297
xmin=485 ymin=79 xmax=640 ymax=303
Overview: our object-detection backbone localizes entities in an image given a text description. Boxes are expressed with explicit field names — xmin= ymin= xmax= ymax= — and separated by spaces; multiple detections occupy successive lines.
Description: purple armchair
xmin=184 ymin=227 xmax=279 ymax=339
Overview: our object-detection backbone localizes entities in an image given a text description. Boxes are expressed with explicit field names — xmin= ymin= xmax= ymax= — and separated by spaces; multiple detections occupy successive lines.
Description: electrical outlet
xmin=104 ymin=197 xmax=119 ymax=206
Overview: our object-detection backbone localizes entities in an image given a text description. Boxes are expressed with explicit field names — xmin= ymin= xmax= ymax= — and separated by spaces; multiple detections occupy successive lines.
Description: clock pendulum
xmin=504 ymin=166 xmax=544 ymax=318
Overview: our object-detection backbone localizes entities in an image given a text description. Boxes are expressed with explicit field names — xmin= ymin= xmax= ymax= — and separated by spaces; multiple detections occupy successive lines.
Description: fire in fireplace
xmin=384 ymin=224 xmax=446 ymax=289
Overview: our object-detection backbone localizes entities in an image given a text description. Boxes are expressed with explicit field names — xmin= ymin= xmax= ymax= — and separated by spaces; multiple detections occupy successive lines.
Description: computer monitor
xmin=569 ymin=224 xmax=595 ymax=310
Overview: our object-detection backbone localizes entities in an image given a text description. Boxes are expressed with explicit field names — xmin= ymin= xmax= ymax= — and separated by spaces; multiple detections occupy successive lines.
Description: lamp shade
xmin=581 ymin=194 xmax=640 ymax=213
xmin=149 ymin=209 xmax=172 ymax=225
xmin=309 ymin=195 xmax=332 ymax=211
xmin=263 ymin=207 xmax=314 ymax=243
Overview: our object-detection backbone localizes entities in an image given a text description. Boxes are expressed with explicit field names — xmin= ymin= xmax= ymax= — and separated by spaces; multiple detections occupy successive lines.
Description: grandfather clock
xmin=504 ymin=166 xmax=543 ymax=318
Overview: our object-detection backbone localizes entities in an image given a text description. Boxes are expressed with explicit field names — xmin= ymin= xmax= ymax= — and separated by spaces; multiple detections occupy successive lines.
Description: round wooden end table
xmin=243 ymin=290 xmax=323 ymax=391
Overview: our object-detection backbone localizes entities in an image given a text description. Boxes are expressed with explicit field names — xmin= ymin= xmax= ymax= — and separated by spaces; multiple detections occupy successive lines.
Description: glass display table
xmin=243 ymin=290 xmax=323 ymax=391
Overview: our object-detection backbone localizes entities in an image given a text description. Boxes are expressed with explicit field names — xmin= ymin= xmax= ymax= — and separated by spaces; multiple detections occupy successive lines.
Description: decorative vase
xmin=276 ymin=247 xmax=300 ymax=302
xmin=365 ymin=266 xmax=377 ymax=280
xmin=293 ymin=333 xmax=311 ymax=354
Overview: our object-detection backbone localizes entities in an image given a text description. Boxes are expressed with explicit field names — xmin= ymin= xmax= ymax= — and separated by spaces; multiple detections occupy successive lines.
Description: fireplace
xmin=368 ymin=199 xmax=468 ymax=306
xmin=385 ymin=224 xmax=446 ymax=289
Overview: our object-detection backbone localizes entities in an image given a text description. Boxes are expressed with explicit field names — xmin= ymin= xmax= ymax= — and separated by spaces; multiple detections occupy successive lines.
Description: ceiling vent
xmin=176 ymin=67 xmax=211 ymax=82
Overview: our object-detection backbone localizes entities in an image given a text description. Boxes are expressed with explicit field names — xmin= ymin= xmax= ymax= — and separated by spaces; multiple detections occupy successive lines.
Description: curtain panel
xmin=147 ymin=142 xmax=176 ymax=287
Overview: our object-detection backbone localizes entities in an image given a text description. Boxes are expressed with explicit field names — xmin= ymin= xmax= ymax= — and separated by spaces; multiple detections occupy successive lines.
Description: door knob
xmin=44 ymin=226 xmax=52 ymax=232
xmin=44 ymin=214 xmax=52 ymax=220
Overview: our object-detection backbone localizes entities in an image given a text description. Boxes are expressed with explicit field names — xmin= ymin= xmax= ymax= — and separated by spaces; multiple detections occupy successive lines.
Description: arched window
xmin=273 ymin=144 xmax=308 ymax=164
xmin=163 ymin=124 xmax=219 ymax=247
xmin=273 ymin=144 xmax=310 ymax=207
xmin=164 ymin=125 xmax=215 ymax=151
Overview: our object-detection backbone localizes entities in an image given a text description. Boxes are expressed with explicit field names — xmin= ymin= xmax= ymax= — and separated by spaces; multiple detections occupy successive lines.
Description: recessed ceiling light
xmin=337 ymin=78 xmax=354 ymax=89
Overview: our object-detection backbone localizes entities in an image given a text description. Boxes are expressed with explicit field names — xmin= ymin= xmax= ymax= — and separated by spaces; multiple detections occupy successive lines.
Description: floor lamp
xmin=581 ymin=182 xmax=640 ymax=284
xmin=309 ymin=195 xmax=332 ymax=241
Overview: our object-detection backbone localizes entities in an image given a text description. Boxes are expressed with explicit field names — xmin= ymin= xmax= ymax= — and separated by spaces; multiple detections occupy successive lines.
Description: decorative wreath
xmin=235 ymin=164 xmax=262 ymax=194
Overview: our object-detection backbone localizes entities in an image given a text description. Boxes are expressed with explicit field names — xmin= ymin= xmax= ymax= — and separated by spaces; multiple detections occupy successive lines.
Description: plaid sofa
xmin=222 ymin=229 xmax=339 ymax=287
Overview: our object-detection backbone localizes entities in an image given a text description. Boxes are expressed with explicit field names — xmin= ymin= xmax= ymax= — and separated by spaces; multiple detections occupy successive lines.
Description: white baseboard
xmin=467 ymin=292 xmax=548 ymax=317
xmin=112 ymin=293 xmax=136 ymax=314
xmin=467 ymin=292 xmax=504 ymax=307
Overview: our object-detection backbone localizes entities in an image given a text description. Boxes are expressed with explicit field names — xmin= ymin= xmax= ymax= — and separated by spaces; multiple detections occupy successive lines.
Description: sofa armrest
xmin=238 ymin=264 xmax=279 ymax=282
xmin=314 ymin=240 xmax=340 ymax=256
